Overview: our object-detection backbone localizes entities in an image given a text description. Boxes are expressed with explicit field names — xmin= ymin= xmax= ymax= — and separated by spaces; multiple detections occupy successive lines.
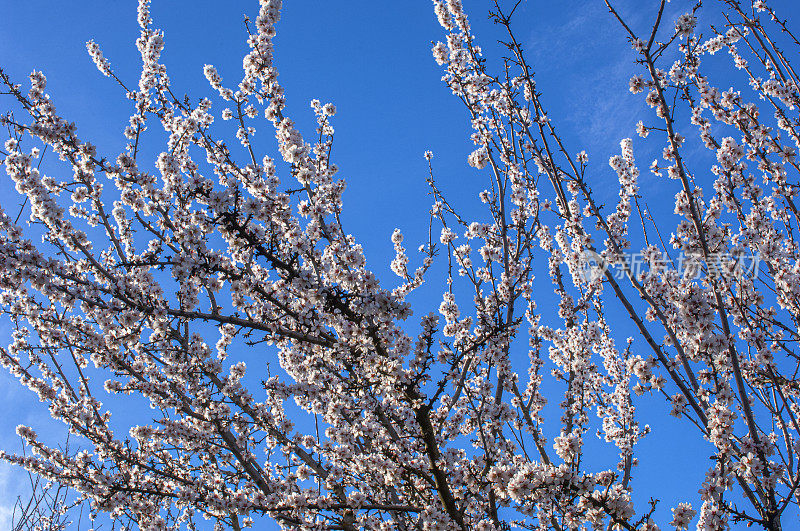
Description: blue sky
xmin=2 ymin=0 xmax=800 ymax=529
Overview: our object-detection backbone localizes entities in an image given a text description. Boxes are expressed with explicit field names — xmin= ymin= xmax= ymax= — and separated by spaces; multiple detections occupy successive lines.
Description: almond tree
xmin=1 ymin=0 xmax=799 ymax=529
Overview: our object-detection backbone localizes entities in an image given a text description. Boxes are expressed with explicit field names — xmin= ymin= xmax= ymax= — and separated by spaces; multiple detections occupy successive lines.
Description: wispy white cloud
xmin=0 ymin=462 xmax=16 ymax=529
xmin=519 ymin=0 xmax=697 ymax=200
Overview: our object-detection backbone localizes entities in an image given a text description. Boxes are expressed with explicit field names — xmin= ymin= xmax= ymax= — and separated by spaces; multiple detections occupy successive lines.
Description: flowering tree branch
xmin=1 ymin=0 xmax=799 ymax=529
